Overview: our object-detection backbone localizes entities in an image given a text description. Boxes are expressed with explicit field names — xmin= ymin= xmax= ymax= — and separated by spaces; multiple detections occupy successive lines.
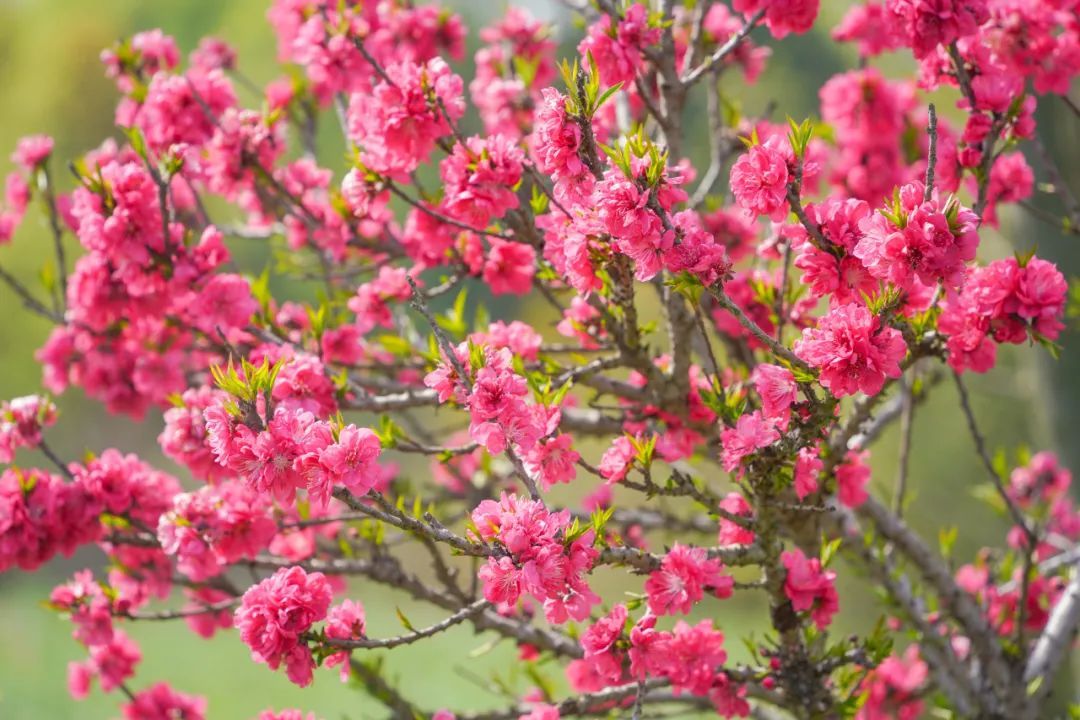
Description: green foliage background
xmin=0 ymin=1 xmax=1076 ymax=717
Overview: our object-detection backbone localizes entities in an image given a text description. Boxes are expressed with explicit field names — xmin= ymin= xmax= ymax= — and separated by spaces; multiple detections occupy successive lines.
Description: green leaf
xmin=394 ymin=607 xmax=415 ymax=633
xmin=820 ymin=536 xmax=842 ymax=568
xmin=939 ymin=526 xmax=958 ymax=559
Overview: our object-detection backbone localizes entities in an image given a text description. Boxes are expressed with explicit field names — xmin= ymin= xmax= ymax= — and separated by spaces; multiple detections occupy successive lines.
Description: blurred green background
xmin=0 ymin=0 xmax=1077 ymax=717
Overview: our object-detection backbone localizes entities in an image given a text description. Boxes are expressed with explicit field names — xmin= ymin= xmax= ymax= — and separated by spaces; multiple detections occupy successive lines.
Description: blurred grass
xmin=0 ymin=0 xmax=1073 ymax=717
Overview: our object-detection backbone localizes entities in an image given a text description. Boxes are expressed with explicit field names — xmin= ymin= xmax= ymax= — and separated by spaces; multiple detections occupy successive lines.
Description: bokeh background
xmin=1 ymin=0 xmax=1078 ymax=717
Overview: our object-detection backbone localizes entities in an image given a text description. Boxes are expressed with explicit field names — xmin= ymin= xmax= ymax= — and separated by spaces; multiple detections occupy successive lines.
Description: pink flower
xmin=794 ymin=304 xmax=906 ymax=397
xmin=733 ymin=0 xmax=820 ymax=39
xmin=856 ymin=645 xmax=928 ymax=720
xmin=578 ymin=4 xmax=660 ymax=86
xmin=157 ymin=481 xmax=276 ymax=581
xmin=0 ymin=468 xmax=102 ymax=572
xmin=836 ymin=450 xmax=871 ymax=508
xmin=67 ymin=661 xmax=92 ymax=700
xmin=121 ymin=682 xmax=207 ymax=720
xmin=717 ymin=493 xmax=756 ymax=546
xmin=346 ymin=58 xmax=464 ymax=180
xmin=471 ymin=493 xmax=599 ymax=623
xmin=324 ymin=599 xmax=366 ymax=680
xmin=477 ymin=555 xmax=523 ymax=605
xmin=234 ymin=566 xmax=333 ymax=686
xmin=50 ymin=570 xmax=114 ymax=646
xmin=316 ymin=425 xmax=382 ymax=501
xmin=90 ymin=629 xmax=142 ymax=692
xmin=645 ymin=544 xmax=733 ymax=615
xmin=781 ymin=548 xmax=838 ymax=629
xmin=886 ymin=0 xmax=989 ymax=58
xmin=631 ymin=618 xmax=728 ymax=696
xmin=594 ymin=172 xmax=668 ymax=281
xmin=525 ymin=434 xmax=580 ymax=491
xmin=939 ymin=255 xmax=1066 ymax=373
xmin=183 ymin=588 xmax=234 ymax=639
xmin=348 ymin=266 xmax=413 ymax=333
xmin=519 ymin=704 xmax=560 ymax=720
xmin=730 ymin=137 xmax=790 ymax=220
xmin=483 ymin=239 xmax=536 ymax=296
xmin=751 ymin=364 xmax=797 ymax=425
xmin=1009 ymin=451 xmax=1072 ymax=508
xmin=259 ymin=711 xmax=318 ymax=720
xmin=580 ymin=603 xmax=629 ymax=686
xmin=720 ymin=411 xmax=780 ymax=472
xmin=440 ymin=135 xmax=523 ymax=228
xmin=11 ymin=134 xmax=54 ymax=171
xmin=533 ymin=88 xmax=589 ymax=190
xmin=854 ymin=183 xmax=979 ymax=291
xmin=794 ymin=447 xmax=823 ymax=500
xmin=833 ymin=2 xmax=904 ymax=56
xmin=599 ymin=435 xmax=637 ymax=484
xmin=0 ymin=394 xmax=57 ymax=462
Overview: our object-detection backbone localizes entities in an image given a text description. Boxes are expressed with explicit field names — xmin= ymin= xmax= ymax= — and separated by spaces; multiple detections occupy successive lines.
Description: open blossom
xmin=50 ymin=570 xmax=115 ymax=646
xmin=699 ymin=3 xmax=771 ymax=81
xmin=645 ymin=543 xmax=733 ymax=615
xmin=259 ymin=711 xmax=318 ymax=720
xmin=730 ymin=137 xmax=789 ymax=220
xmin=833 ymin=2 xmax=903 ymax=57
xmin=348 ymin=265 xmax=413 ymax=333
xmin=71 ymin=629 xmax=141 ymax=694
xmin=324 ymin=599 xmax=366 ymax=680
xmin=580 ymin=603 xmax=629 ymax=686
xmin=718 ymin=493 xmax=755 ymax=546
xmin=835 ymin=450 xmax=871 ymax=508
xmin=856 ymin=646 xmax=928 ymax=720
xmin=791 ymin=198 xmax=878 ymax=306
xmin=483 ymin=239 xmax=536 ymax=296
xmin=217 ymin=406 xmax=331 ymax=506
xmin=1009 ymin=451 xmax=1072 ymax=509
xmin=234 ymin=566 xmax=333 ymax=687
xmin=781 ymin=548 xmax=838 ymax=629
xmin=794 ymin=304 xmax=906 ymax=397
xmin=524 ymin=433 xmax=579 ymax=491
xmin=794 ymin=446 xmax=823 ymax=500
xmin=751 ymin=364 xmax=797 ymax=425
xmin=309 ymin=425 xmax=383 ymax=505
xmin=720 ymin=411 xmax=780 ymax=472
xmin=594 ymin=171 xmax=668 ymax=281
xmin=533 ymin=89 xmax=591 ymax=195
xmin=12 ymin=134 xmax=54 ymax=170
xmin=598 ymin=435 xmax=637 ymax=484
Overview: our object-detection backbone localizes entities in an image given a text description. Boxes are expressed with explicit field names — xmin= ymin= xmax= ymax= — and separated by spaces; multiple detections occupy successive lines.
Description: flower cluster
xmin=206 ymin=397 xmax=382 ymax=507
xmin=157 ymin=481 xmax=277 ymax=580
xmin=939 ymin=255 xmax=1067 ymax=373
xmin=234 ymin=566 xmax=334 ymax=687
xmin=471 ymin=493 xmax=600 ymax=623
xmin=0 ymin=395 xmax=57 ymax=462
xmin=781 ymin=549 xmax=839 ymax=629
